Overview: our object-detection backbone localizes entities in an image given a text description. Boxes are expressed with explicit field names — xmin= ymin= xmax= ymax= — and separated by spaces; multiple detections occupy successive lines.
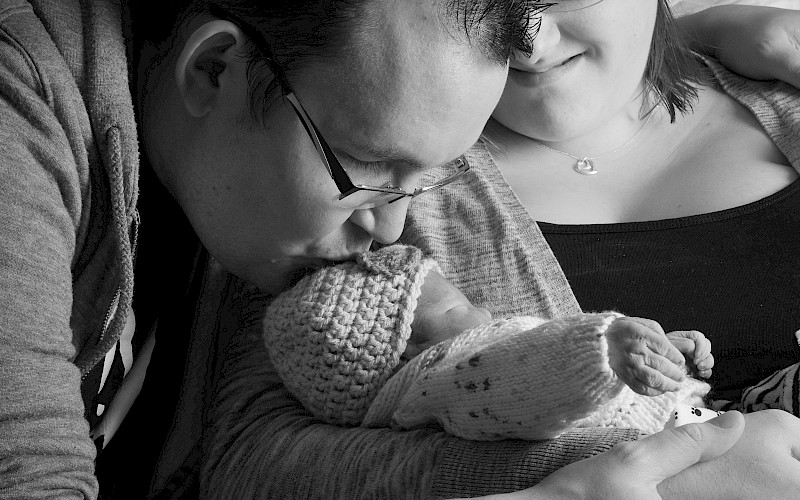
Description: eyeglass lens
xmin=337 ymin=157 xmax=469 ymax=209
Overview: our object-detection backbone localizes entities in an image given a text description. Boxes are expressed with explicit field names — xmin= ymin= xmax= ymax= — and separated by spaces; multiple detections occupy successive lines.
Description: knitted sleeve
xmin=365 ymin=314 xmax=619 ymax=439
xmin=365 ymin=314 xmax=710 ymax=438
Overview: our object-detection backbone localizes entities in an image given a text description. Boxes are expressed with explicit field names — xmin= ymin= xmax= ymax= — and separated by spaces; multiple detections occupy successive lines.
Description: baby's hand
xmin=606 ymin=317 xmax=687 ymax=397
xmin=666 ymin=330 xmax=714 ymax=379
xmin=406 ymin=270 xmax=492 ymax=360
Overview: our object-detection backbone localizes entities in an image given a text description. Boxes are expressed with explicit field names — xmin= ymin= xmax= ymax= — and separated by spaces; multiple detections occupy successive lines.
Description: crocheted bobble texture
xmin=263 ymin=245 xmax=439 ymax=426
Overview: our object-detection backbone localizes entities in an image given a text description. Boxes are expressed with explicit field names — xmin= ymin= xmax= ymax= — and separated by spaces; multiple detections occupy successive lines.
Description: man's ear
xmin=174 ymin=20 xmax=245 ymax=118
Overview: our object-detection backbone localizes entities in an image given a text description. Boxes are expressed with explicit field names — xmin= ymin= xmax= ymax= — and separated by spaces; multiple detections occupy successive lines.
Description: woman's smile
xmin=509 ymin=53 xmax=583 ymax=87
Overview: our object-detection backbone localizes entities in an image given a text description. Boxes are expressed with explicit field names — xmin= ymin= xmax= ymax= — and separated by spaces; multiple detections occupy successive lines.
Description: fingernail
xmin=709 ymin=411 xmax=739 ymax=429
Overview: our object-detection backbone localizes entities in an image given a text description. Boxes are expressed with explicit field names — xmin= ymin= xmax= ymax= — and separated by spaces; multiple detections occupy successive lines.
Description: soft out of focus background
xmin=670 ymin=0 xmax=799 ymax=14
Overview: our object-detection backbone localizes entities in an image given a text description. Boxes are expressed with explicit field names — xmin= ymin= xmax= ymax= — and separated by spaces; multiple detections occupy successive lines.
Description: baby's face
xmin=405 ymin=304 xmax=493 ymax=360
xmin=405 ymin=271 xmax=492 ymax=360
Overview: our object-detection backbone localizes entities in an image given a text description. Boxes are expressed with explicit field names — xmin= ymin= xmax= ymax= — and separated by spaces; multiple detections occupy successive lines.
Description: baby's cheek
xmin=445 ymin=306 xmax=492 ymax=335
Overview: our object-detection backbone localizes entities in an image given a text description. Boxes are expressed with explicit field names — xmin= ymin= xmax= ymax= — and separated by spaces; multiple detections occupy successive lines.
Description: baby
xmin=262 ymin=245 xmax=795 ymax=439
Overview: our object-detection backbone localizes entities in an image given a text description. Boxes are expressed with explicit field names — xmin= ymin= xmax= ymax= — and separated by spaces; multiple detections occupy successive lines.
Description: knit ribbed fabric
xmin=364 ymin=314 xmax=709 ymax=438
xmin=263 ymin=245 xmax=439 ymax=426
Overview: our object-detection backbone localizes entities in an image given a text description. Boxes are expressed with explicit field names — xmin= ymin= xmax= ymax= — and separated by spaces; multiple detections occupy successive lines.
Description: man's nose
xmin=347 ymin=197 xmax=413 ymax=245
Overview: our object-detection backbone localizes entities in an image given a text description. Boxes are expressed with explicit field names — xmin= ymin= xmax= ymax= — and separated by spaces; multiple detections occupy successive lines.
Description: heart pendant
xmin=574 ymin=158 xmax=598 ymax=175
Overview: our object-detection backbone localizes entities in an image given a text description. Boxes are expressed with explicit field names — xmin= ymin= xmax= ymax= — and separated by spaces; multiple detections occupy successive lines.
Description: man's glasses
xmin=209 ymin=5 xmax=472 ymax=209
xmin=284 ymin=93 xmax=470 ymax=209
xmin=548 ymin=0 xmax=607 ymax=13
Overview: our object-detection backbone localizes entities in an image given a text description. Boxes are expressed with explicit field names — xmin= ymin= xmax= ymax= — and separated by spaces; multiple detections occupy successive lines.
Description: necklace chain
xmin=532 ymin=104 xmax=661 ymax=175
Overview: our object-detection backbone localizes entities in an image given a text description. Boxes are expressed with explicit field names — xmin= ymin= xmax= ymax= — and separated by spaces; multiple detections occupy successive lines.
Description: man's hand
xmin=677 ymin=6 xmax=800 ymax=89
xmin=476 ymin=411 xmax=746 ymax=500
xmin=658 ymin=409 xmax=800 ymax=499
xmin=606 ymin=317 xmax=687 ymax=396
xmin=477 ymin=409 xmax=800 ymax=500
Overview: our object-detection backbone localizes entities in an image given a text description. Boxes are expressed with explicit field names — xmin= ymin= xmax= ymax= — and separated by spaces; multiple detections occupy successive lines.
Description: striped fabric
xmin=740 ymin=361 xmax=800 ymax=415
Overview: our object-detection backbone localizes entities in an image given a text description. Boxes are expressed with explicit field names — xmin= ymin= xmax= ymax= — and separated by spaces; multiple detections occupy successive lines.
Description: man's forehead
xmin=290 ymin=1 xmax=505 ymax=167
xmin=333 ymin=0 xmax=457 ymax=102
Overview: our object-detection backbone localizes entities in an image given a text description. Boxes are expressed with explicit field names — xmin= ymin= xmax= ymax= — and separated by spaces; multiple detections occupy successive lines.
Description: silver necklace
xmin=532 ymin=105 xmax=661 ymax=175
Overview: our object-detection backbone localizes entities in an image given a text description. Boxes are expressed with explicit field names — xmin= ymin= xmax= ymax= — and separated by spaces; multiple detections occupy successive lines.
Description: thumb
xmin=633 ymin=411 xmax=745 ymax=482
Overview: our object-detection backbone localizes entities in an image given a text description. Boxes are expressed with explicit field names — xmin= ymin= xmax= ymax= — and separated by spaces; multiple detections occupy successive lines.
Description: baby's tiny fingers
xmin=695 ymin=352 xmax=714 ymax=370
xmin=693 ymin=352 xmax=714 ymax=378
xmin=626 ymin=378 xmax=667 ymax=397
xmin=646 ymin=334 xmax=686 ymax=366
xmin=628 ymin=366 xmax=681 ymax=396
xmin=693 ymin=335 xmax=712 ymax=358
xmin=647 ymin=354 xmax=686 ymax=383
xmin=667 ymin=337 xmax=695 ymax=357
xmin=696 ymin=368 xmax=713 ymax=379
xmin=621 ymin=317 xmax=666 ymax=335
xmin=666 ymin=330 xmax=705 ymax=341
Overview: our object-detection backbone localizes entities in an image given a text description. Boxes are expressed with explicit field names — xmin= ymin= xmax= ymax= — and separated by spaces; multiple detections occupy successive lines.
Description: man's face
xmin=180 ymin=1 xmax=507 ymax=292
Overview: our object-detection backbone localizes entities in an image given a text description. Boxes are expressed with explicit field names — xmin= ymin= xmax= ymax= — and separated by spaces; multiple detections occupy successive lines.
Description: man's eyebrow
xmin=344 ymin=140 xmax=427 ymax=170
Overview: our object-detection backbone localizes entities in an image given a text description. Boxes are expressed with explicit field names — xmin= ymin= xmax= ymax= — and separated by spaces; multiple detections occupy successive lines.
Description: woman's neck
xmin=481 ymin=85 xmax=796 ymax=225
xmin=485 ymin=92 xmax=663 ymax=164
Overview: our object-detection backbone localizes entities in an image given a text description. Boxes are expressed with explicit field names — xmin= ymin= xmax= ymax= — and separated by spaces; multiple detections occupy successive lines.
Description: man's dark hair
xmin=131 ymin=0 xmax=548 ymax=120
xmin=644 ymin=0 xmax=709 ymax=122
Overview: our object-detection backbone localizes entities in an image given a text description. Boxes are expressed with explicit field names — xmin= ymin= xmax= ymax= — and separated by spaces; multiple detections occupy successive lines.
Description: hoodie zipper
xmin=81 ymin=288 xmax=120 ymax=382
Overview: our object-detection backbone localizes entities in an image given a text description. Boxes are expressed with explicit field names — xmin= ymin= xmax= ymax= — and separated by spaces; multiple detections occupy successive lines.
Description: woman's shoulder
xmin=699 ymin=55 xmax=800 ymax=166
xmin=662 ymin=81 xmax=799 ymax=216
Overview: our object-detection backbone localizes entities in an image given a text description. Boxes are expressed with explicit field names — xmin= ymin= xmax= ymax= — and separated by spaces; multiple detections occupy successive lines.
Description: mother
xmin=402 ymin=0 xmax=800 ymax=497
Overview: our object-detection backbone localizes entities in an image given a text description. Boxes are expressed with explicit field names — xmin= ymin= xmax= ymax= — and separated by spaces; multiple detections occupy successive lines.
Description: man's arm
xmin=676 ymin=5 xmax=800 ymax=88
xmin=200 ymin=281 xmax=642 ymax=499
xmin=200 ymin=280 xmax=800 ymax=499
xmin=0 ymin=36 xmax=97 ymax=499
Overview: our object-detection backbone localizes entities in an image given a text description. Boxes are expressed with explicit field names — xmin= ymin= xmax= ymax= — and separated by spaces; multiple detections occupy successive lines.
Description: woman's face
xmin=492 ymin=0 xmax=658 ymax=141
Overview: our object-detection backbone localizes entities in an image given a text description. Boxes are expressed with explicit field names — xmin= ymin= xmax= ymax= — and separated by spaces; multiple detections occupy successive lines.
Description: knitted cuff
xmin=263 ymin=244 xmax=440 ymax=426
xmin=365 ymin=313 xmax=628 ymax=439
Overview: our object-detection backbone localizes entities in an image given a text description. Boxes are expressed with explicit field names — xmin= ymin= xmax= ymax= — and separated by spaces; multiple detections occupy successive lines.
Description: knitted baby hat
xmin=263 ymin=244 xmax=440 ymax=426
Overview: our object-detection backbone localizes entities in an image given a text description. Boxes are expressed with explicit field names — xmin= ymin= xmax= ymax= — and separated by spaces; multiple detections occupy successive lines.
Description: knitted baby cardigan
xmin=264 ymin=245 xmax=709 ymax=439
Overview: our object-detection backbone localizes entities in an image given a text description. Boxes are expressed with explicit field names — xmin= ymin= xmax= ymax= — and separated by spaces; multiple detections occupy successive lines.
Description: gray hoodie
xmin=0 ymin=0 xmax=138 ymax=496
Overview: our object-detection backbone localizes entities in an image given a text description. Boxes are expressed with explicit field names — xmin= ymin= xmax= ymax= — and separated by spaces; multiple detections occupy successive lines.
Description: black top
xmin=540 ymin=178 xmax=800 ymax=401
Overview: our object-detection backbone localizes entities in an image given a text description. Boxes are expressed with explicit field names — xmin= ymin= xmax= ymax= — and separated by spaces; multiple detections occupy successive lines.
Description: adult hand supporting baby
xmin=658 ymin=409 xmax=800 ymax=499
xmin=676 ymin=6 xmax=800 ymax=90
xmin=466 ymin=411 xmax=746 ymax=500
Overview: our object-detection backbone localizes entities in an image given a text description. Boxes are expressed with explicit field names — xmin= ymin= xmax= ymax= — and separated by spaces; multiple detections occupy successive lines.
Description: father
xmin=0 ymin=0 xmax=798 ymax=498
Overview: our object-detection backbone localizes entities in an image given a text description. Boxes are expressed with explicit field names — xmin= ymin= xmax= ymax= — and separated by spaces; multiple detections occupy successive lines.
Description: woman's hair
xmin=132 ymin=0 xmax=549 ymax=122
xmin=643 ymin=0 xmax=709 ymax=122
